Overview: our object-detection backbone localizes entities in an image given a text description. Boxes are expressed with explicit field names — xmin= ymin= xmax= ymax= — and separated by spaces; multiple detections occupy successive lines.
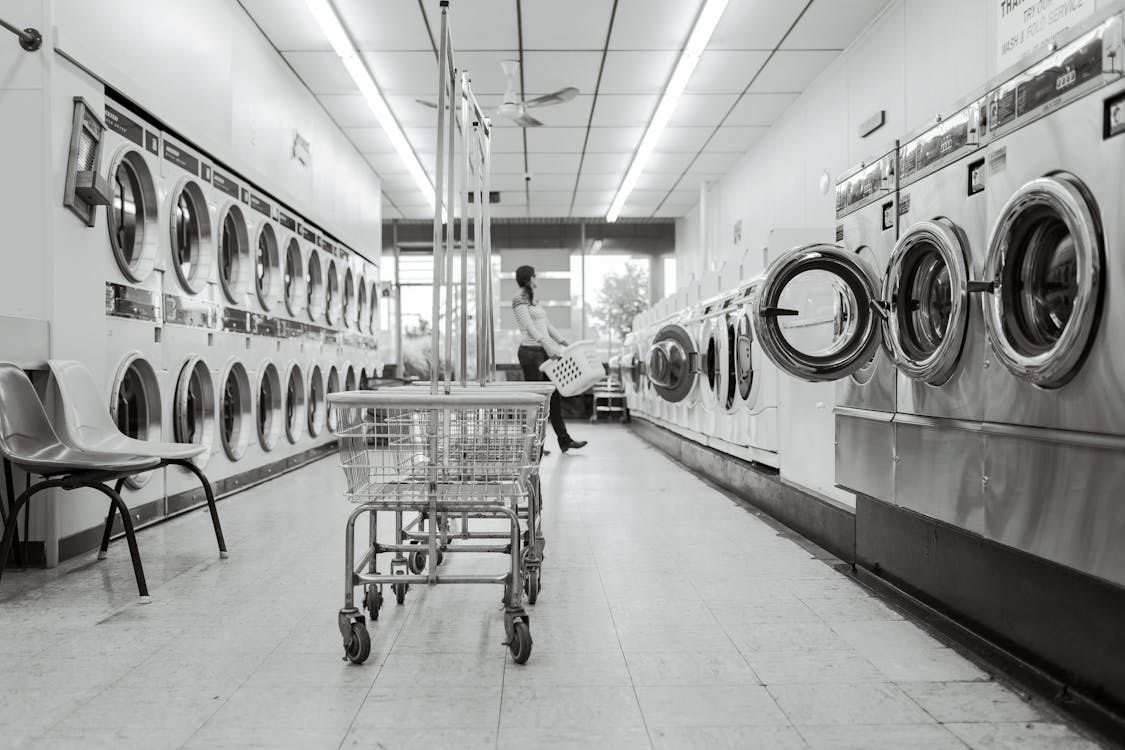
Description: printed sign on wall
xmin=996 ymin=0 xmax=1095 ymax=72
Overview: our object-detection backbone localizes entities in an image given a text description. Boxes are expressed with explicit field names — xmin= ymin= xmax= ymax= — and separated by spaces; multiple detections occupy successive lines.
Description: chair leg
xmin=2 ymin=459 xmax=22 ymax=567
xmin=0 ymin=480 xmax=59 ymax=585
xmin=97 ymin=477 xmax=126 ymax=561
xmin=169 ymin=459 xmax=228 ymax=559
xmin=89 ymin=483 xmax=149 ymax=601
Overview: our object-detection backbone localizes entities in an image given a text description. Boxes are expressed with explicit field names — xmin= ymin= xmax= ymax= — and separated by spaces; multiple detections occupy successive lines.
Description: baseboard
xmin=57 ymin=443 xmax=337 ymax=562
xmin=630 ymin=416 xmax=856 ymax=563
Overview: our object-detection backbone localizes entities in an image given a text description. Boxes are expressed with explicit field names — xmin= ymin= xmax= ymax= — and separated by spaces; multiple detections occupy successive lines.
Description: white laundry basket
xmin=539 ymin=340 xmax=606 ymax=397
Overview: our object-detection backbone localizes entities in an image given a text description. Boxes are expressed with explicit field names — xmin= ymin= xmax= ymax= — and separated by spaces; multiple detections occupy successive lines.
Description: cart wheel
xmin=437 ymin=550 xmax=446 ymax=566
xmin=344 ymin=623 xmax=371 ymax=665
xmin=393 ymin=571 xmax=408 ymax=604
xmin=508 ymin=621 xmax=532 ymax=664
xmin=524 ymin=568 xmax=540 ymax=605
xmin=408 ymin=550 xmax=426 ymax=575
xmin=364 ymin=586 xmax=382 ymax=619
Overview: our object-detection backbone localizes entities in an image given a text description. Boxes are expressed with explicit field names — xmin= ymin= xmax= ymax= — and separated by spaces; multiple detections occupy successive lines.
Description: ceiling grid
xmin=241 ymin=0 xmax=893 ymax=221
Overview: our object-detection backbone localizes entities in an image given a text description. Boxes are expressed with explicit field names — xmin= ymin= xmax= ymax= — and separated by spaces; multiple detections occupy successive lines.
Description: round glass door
xmin=326 ymin=366 xmax=341 ymax=432
xmin=344 ymin=268 xmax=356 ymax=328
xmin=308 ymin=364 xmax=326 ymax=436
xmin=257 ymin=361 xmax=282 ymax=451
xmin=701 ymin=317 xmax=723 ymax=411
xmin=255 ymin=224 xmax=281 ymax=311
xmin=984 ymin=175 xmax=1102 ymax=388
xmin=325 ymin=261 xmax=340 ymax=325
xmin=734 ymin=312 xmax=755 ymax=403
xmin=107 ymin=150 xmax=159 ymax=282
xmin=174 ymin=357 xmax=214 ymax=468
xmin=752 ymin=244 xmax=882 ymax=382
xmin=648 ymin=323 xmax=698 ymax=403
xmin=356 ymin=279 xmax=368 ymax=334
xmin=285 ymin=365 xmax=305 ymax=443
xmin=220 ymin=361 xmax=251 ymax=460
xmin=883 ymin=219 xmax=972 ymax=385
xmin=720 ymin=313 xmax=739 ymax=413
xmin=169 ymin=179 xmax=212 ymax=293
xmin=110 ymin=354 xmax=161 ymax=489
xmin=218 ymin=204 xmax=250 ymax=304
xmin=306 ymin=251 xmax=325 ymax=322
xmin=284 ymin=239 xmax=305 ymax=317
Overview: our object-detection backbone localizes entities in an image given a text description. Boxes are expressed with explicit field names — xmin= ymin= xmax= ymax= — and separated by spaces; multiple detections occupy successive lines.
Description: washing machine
xmin=890 ymin=94 xmax=991 ymax=533
xmin=698 ymin=290 xmax=739 ymax=447
xmin=974 ymin=12 xmax=1125 ymax=585
xmin=100 ymin=98 xmax=168 ymax=517
xmin=159 ymin=133 xmax=224 ymax=512
xmin=306 ymin=359 xmax=329 ymax=441
xmin=647 ymin=303 xmax=701 ymax=436
xmin=730 ymin=278 xmax=780 ymax=465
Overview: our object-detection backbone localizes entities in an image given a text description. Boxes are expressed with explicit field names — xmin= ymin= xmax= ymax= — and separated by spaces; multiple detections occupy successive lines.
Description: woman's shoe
xmin=560 ymin=439 xmax=587 ymax=453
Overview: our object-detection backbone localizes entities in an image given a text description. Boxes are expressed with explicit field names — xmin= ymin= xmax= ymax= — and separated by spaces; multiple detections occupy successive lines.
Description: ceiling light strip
xmin=305 ymin=0 xmax=435 ymax=209
xmin=605 ymin=0 xmax=729 ymax=222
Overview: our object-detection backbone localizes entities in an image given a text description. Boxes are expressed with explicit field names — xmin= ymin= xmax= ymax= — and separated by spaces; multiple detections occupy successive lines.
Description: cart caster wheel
xmin=344 ymin=622 xmax=371 ymax=665
xmin=393 ymin=571 xmax=408 ymax=604
xmin=508 ymin=621 xmax=532 ymax=664
xmin=408 ymin=550 xmax=426 ymax=575
xmin=437 ymin=550 xmax=446 ymax=566
xmin=364 ymin=586 xmax=383 ymax=619
xmin=524 ymin=568 xmax=540 ymax=605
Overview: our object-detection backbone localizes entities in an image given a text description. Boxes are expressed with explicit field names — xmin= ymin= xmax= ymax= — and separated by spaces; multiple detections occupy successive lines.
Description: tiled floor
xmin=0 ymin=424 xmax=1109 ymax=749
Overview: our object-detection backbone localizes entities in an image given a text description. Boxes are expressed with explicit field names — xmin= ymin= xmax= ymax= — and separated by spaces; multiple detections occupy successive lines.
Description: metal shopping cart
xmin=330 ymin=389 xmax=546 ymax=665
xmin=395 ymin=381 xmax=553 ymax=603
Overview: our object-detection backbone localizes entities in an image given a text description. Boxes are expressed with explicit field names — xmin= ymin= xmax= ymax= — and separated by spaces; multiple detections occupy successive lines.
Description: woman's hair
xmin=515 ymin=265 xmax=536 ymax=304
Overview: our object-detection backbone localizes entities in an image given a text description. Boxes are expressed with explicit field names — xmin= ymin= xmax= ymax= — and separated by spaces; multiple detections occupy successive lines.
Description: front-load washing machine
xmin=698 ymin=291 xmax=737 ymax=447
xmin=974 ymin=12 xmax=1125 ymax=585
xmin=647 ymin=308 xmax=701 ymax=433
xmin=890 ymin=94 xmax=991 ymax=533
xmin=729 ymin=279 xmax=780 ymax=466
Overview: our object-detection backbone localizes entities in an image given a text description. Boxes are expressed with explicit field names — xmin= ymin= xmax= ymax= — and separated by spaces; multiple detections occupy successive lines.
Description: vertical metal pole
xmin=580 ymin=222 xmax=587 ymax=341
xmin=481 ymin=130 xmax=495 ymax=381
xmin=430 ymin=5 xmax=449 ymax=396
xmin=393 ymin=226 xmax=403 ymax=377
xmin=459 ymin=74 xmax=470 ymax=387
xmin=444 ymin=65 xmax=459 ymax=390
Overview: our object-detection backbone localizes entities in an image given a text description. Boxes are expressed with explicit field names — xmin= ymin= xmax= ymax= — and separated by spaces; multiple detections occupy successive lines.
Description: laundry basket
xmin=539 ymin=340 xmax=606 ymax=397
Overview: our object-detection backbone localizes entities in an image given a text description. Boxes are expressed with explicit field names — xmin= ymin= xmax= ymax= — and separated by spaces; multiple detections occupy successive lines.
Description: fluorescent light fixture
xmin=606 ymin=0 xmax=729 ymax=222
xmin=305 ymin=0 xmax=434 ymax=210
xmin=588 ymin=239 xmax=604 ymax=255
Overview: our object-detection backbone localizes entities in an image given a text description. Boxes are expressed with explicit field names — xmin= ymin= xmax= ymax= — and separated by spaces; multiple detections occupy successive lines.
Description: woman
xmin=512 ymin=265 xmax=587 ymax=453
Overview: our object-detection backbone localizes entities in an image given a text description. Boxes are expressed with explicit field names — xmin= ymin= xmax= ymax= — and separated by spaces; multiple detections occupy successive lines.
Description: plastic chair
xmin=47 ymin=360 xmax=228 ymax=561
xmin=0 ymin=362 xmax=160 ymax=599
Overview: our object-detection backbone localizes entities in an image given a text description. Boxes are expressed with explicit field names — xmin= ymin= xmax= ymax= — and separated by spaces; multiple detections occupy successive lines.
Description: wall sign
xmin=996 ymin=0 xmax=1095 ymax=73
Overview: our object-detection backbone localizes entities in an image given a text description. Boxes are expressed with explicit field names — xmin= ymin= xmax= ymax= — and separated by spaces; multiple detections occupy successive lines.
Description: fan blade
xmin=512 ymin=113 xmax=543 ymax=127
xmin=523 ymin=87 xmax=579 ymax=108
xmin=415 ymin=98 xmax=438 ymax=108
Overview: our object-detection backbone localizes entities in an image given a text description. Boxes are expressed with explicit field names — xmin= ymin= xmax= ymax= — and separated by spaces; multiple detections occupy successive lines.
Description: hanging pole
xmin=459 ymin=74 xmax=471 ymax=387
xmin=430 ymin=2 xmax=450 ymax=395
xmin=0 ymin=16 xmax=41 ymax=52
xmin=443 ymin=62 xmax=459 ymax=390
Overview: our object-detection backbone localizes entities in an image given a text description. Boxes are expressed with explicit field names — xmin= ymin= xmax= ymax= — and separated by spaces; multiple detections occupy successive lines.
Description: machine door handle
xmin=868 ymin=299 xmax=889 ymax=320
xmin=967 ymin=280 xmax=995 ymax=294
xmin=760 ymin=306 xmax=799 ymax=318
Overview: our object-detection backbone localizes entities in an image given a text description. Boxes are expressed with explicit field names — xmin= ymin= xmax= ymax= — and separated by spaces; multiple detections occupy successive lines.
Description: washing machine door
xmin=983 ymin=175 xmax=1102 ymax=388
xmin=752 ymin=244 xmax=883 ymax=382
xmin=647 ymin=323 xmax=698 ymax=403
xmin=699 ymin=316 xmax=723 ymax=411
xmin=882 ymin=218 xmax=973 ymax=386
xmin=718 ymin=312 xmax=740 ymax=414
xmin=733 ymin=310 xmax=757 ymax=406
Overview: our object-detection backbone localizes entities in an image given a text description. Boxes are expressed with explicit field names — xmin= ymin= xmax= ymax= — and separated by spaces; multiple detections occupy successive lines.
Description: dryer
xmin=974 ymin=12 xmax=1125 ymax=586
xmin=890 ymin=94 xmax=990 ymax=533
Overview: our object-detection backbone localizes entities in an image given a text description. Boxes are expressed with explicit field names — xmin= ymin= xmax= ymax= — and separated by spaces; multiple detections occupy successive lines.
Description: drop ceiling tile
xmin=679 ymin=172 xmax=726 ymax=192
xmin=781 ymin=0 xmax=892 ymax=50
xmin=334 ymin=0 xmax=433 ymax=50
xmin=665 ymin=189 xmax=699 ymax=205
xmin=667 ymin=94 xmax=739 ymax=127
xmin=686 ymin=51 xmax=770 ymax=94
xmin=523 ymin=173 xmax=578 ymax=190
xmin=490 ymin=153 xmax=529 ymax=173
xmin=380 ymin=174 xmax=420 ymax=192
xmin=584 ymin=127 xmax=644 ymax=152
xmin=617 ymin=203 xmax=655 ymax=218
xmin=750 ymin=50 xmax=840 ymax=93
xmin=725 ymin=93 xmax=800 ymax=126
xmin=360 ymin=51 xmax=437 ymax=95
xmin=364 ymin=152 xmax=408 ymax=175
xmin=610 ymin=0 xmax=703 ymax=49
xmin=634 ymin=171 xmax=681 ymax=191
xmin=402 ymin=127 xmax=439 ymax=154
xmin=392 ymin=99 xmax=442 ymax=129
xmin=688 ymin=151 xmax=740 ymax=174
xmin=433 ymin=0 xmax=518 ymax=49
xmin=524 ymin=52 xmax=602 ymax=99
xmin=579 ymin=152 xmax=633 ymax=173
xmin=623 ymin=190 xmax=667 ymax=208
xmin=382 ymin=203 xmax=404 ymax=220
xmin=598 ymin=51 xmax=678 ymax=94
xmin=318 ymin=94 xmax=378 ymax=127
xmin=283 ymin=51 xmax=355 ymax=94
xmin=345 ymin=127 xmax=396 ymax=153
xmin=482 ymin=126 xmax=523 ymax=154
xmin=522 ymin=0 xmax=615 ymax=50
xmin=644 ymin=151 xmax=696 ymax=174
xmin=707 ymin=126 xmax=768 ymax=152
xmin=576 ymin=172 xmax=625 ymax=190
xmin=456 ymin=51 xmax=520 ymax=95
xmin=387 ymin=189 xmax=431 ymax=207
xmin=526 ymin=128 xmax=589 ymax=153
xmin=571 ymin=204 xmax=612 ymax=218
xmin=529 ymin=153 xmax=583 ymax=174
xmin=654 ymin=203 xmax=695 ymax=218
xmin=480 ymin=96 xmax=592 ymax=128
xmin=709 ymin=2 xmax=805 ymax=50
xmin=490 ymin=173 xmax=530 ymax=191
xmin=239 ymin=0 xmax=327 ymax=51
xmin=653 ymin=127 xmax=714 ymax=153
xmin=591 ymin=94 xmax=659 ymax=127
xmin=570 ymin=189 xmax=617 ymax=205
xmin=526 ymin=191 xmax=577 ymax=205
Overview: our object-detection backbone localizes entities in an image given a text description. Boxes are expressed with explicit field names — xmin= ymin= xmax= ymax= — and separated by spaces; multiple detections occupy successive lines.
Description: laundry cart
xmin=395 ymin=381 xmax=553 ymax=604
xmin=330 ymin=388 xmax=546 ymax=665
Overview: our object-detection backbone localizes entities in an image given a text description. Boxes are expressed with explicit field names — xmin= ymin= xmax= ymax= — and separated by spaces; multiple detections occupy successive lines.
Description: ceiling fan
xmin=416 ymin=59 xmax=578 ymax=128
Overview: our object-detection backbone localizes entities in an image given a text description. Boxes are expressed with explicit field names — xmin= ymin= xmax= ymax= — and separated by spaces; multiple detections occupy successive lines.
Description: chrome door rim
xmin=883 ymin=218 xmax=970 ymax=385
xmin=699 ymin=317 xmax=721 ymax=412
xmin=719 ymin=313 xmax=740 ymax=414
xmin=734 ymin=310 xmax=757 ymax=405
xmin=647 ymin=323 xmax=698 ymax=404
xmin=984 ymin=175 xmax=1102 ymax=388
xmin=753 ymin=244 xmax=882 ymax=382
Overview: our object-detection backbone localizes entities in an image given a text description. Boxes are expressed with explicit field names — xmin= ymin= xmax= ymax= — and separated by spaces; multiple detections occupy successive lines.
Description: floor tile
xmin=768 ymin=682 xmax=934 ymax=726
xmin=184 ymin=725 xmax=352 ymax=749
xmin=499 ymin=685 xmax=645 ymax=729
xmin=898 ymin=680 xmax=1047 ymax=723
xmin=202 ymin=686 xmax=367 ymax=730
xmin=625 ymin=648 xmax=760 ymax=686
xmin=727 ymin=621 xmax=853 ymax=653
xmin=497 ymin=727 xmax=652 ymax=750
xmin=744 ymin=649 xmax=884 ymax=684
xmin=651 ymin=725 xmax=808 ymax=749
xmin=503 ymin=648 xmax=632 ymax=686
xmin=351 ymin=685 xmax=502 ymax=728
xmin=635 ymin=684 xmax=790 ymax=727
xmin=798 ymin=723 xmax=970 ymax=749
xmin=864 ymin=646 xmax=990 ymax=683
xmin=945 ymin=721 xmax=1104 ymax=749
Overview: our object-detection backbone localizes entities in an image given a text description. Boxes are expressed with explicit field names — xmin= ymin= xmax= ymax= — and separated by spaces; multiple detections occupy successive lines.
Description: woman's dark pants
xmin=517 ymin=345 xmax=569 ymax=445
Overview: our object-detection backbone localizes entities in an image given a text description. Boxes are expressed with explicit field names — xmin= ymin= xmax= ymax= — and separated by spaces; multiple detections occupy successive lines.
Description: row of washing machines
xmin=620 ymin=8 xmax=1125 ymax=590
xmin=91 ymin=91 xmax=381 ymax=523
